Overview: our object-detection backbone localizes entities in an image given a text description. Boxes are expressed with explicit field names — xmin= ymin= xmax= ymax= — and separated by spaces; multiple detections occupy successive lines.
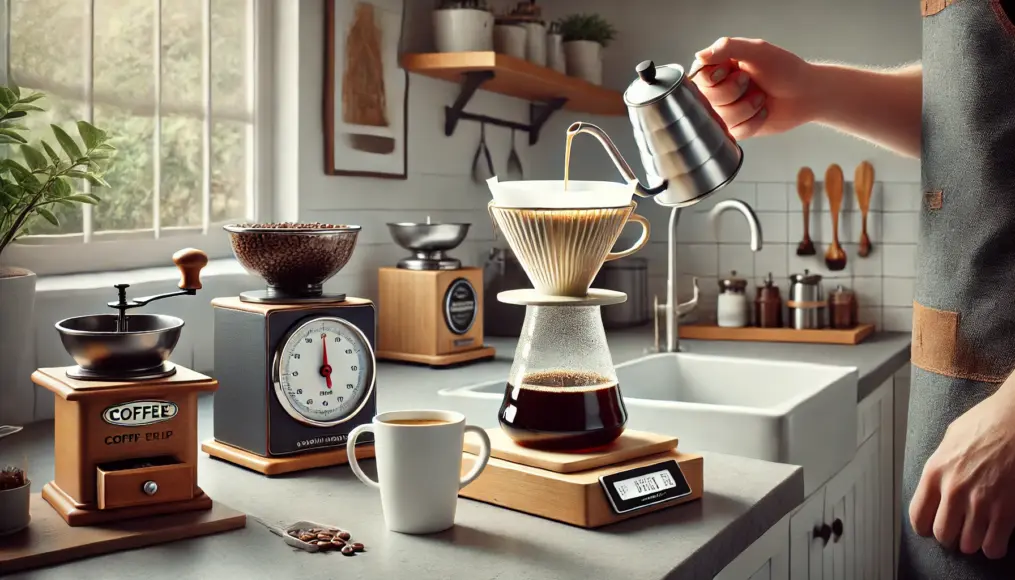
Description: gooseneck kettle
xmin=568 ymin=60 xmax=744 ymax=208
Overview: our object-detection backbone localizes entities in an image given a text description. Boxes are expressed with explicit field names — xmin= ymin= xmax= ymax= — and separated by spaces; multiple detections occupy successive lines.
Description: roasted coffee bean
xmin=317 ymin=533 xmax=332 ymax=541
xmin=331 ymin=538 xmax=346 ymax=547
xmin=227 ymin=223 xmax=359 ymax=295
xmin=299 ymin=534 xmax=315 ymax=542
xmin=352 ymin=542 xmax=365 ymax=552
xmin=341 ymin=545 xmax=355 ymax=556
xmin=317 ymin=541 xmax=333 ymax=551
xmin=337 ymin=531 xmax=351 ymax=541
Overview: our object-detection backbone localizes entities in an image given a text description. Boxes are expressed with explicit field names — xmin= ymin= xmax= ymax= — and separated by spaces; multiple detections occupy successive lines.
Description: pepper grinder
xmin=717 ymin=271 xmax=749 ymax=328
xmin=754 ymin=272 xmax=783 ymax=328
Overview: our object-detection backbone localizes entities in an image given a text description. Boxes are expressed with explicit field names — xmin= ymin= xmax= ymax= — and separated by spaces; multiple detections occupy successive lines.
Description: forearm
xmin=804 ymin=62 xmax=923 ymax=159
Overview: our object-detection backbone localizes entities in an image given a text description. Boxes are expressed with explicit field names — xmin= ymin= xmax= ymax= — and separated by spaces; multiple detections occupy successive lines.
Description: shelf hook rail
xmin=443 ymin=71 xmax=568 ymax=146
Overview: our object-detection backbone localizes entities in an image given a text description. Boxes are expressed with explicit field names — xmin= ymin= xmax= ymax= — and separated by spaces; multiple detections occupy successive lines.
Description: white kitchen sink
xmin=438 ymin=352 xmax=858 ymax=496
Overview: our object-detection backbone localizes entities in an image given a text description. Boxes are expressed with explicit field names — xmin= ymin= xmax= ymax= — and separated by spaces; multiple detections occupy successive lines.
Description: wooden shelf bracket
xmin=443 ymin=71 xmax=568 ymax=146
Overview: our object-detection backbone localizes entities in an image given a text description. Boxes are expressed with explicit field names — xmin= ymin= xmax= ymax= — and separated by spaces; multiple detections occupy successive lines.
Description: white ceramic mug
xmin=347 ymin=410 xmax=491 ymax=535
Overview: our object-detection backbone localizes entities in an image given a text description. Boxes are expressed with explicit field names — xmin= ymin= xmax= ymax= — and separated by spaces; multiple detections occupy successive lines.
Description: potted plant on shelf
xmin=0 ymin=462 xmax=30 ymax=535
xmin=559 ymin=13 xmax=617 ymax=85
xmin=433 ymin=0 xmax=495 ymax=54
xmin=0 ymin=82 xmax=114 ymax=411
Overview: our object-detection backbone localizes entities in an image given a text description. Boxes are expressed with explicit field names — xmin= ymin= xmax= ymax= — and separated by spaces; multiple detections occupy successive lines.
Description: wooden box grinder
xmin=31 ymin=366 xmax=218 ymax=526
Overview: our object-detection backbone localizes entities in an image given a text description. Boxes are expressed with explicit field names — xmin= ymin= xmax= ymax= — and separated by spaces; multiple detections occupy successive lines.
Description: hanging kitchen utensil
xmin=824 ymin=164 xmax=847 ymax=271
xmin=796 ymin=167 xmax=816 ymax=256
xmin=472 ymin=122 xmax=495 ymax=185
xmin=506 ymin=128 xmax=524 ymax=181
xmin=0 ymin=425 xmax=23 ymax=440
xmin=855 ymin=161 xmax=874 ymax=258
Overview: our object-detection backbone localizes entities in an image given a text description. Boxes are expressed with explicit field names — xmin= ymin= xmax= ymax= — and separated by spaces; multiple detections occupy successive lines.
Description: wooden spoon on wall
xmin=796 ymin=167 xmax=816 ymax=256
xmin=855 ymin=161 xmax=875 ymax=257
xmin=824 ymin=164 xmax=847 ymax=271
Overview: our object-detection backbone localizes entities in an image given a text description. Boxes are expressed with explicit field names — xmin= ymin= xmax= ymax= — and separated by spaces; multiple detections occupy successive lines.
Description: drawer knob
xmin=143 ymin=480 xmax=159 ymax=496
xmin=831 ymin=518 xmax=844 ymax=542
xmin=813 ymin=523 xmax=832 ymax=546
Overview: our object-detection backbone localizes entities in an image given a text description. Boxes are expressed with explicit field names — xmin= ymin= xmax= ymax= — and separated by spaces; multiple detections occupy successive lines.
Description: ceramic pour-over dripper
xmin=486 ymin=177 xmax=651 ymax=297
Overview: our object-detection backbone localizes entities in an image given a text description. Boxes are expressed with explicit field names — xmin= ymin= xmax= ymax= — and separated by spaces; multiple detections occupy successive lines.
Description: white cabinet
xmin=722 ymin=376 xmax=903 ymax=580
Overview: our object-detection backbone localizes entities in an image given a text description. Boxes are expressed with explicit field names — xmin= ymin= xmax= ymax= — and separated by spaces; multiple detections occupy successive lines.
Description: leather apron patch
xmin=922 ymin=0 xmax=955 ymax=17
xmin=912 ymin=301 xmax=1009 ymax=383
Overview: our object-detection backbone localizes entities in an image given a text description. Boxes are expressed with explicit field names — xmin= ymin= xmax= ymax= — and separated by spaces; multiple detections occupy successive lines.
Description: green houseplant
xmin=558 ymin=13 xmax=617 ymax=85
xmin=433 ymin=0 xmax=494 ymax=53
xmin=0 ymin=81 xmax=114 ymax=427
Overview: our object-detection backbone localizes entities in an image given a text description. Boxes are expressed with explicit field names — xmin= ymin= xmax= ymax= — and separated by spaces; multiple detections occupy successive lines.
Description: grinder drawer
xmin=96 ymin=455 xmax=194 ymax=510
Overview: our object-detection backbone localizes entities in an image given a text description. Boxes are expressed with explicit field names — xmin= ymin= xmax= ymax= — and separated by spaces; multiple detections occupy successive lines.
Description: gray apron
xmin=899 ymin=0 xmax=1015 ymax=578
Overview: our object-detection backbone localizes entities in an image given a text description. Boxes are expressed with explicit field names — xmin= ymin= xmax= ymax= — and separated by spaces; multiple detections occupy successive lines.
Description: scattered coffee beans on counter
xmin=287 ymin=526 xmax=366 ymax=556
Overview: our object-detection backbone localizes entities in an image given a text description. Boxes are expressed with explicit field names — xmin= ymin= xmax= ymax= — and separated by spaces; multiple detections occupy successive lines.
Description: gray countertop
xmin=0 ymin=329 xmax=911 ymax=580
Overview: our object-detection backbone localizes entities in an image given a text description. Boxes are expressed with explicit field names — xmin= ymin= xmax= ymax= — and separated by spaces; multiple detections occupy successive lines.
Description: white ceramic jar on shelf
xmin=433 ymin=7 xmax=494 ymax=53
xmin=494 ymin=23 xmax=527 ymax=59
xmin=716 ymin=271 xmax=749 ymax=328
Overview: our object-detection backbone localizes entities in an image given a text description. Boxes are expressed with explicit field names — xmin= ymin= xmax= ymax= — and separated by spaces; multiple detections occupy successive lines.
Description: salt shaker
xmin=717 ymin=271 xmax=749 ymax=328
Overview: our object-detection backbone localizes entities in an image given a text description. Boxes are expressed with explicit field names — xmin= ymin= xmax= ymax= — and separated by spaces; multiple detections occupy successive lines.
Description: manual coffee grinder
xmin=31 ymin=248 xmax=243 ymax=533
xmin=201 ymin=224 xmax=377 ymax=476
xmin=452 ymin=177 xmax=705 ymax=529
xmin=376 ymin=217 xmax=495 ymax=367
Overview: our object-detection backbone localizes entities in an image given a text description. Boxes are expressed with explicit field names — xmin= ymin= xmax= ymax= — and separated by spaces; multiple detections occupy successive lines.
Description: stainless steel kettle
xmin=567 ymin=60 xmax=744 ymax=208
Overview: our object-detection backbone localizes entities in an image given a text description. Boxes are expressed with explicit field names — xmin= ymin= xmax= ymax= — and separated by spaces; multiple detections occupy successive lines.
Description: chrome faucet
xmin=653 ymin=198 xmax=763 ymax=352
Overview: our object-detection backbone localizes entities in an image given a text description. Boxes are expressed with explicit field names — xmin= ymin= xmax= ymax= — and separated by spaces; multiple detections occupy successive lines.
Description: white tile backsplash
xmin=674 ymin=179 xmax=920 ymax=328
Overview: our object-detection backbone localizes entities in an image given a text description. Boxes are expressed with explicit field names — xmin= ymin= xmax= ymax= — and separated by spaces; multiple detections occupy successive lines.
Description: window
xmin=2 ymin=0 xmax=271 ymax=275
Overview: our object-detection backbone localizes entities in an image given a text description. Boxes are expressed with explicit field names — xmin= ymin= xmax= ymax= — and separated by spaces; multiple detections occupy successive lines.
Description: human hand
xmin=909 ymin=386 xmax=1015 ymax=559
xmin=690 ymin=37 xmax=818 ymax=140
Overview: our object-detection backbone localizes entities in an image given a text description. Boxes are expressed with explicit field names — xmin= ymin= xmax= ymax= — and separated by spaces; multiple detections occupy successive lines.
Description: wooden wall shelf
xmin=677 ymin=323 xmax=876 ymax=345
xmin=401 ymin=52 xmax=626 ymax=145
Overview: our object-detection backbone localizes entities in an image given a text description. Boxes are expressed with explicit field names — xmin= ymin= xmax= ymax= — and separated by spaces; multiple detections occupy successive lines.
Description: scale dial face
xmin=272 ymin=316 xmax=376 ymax=427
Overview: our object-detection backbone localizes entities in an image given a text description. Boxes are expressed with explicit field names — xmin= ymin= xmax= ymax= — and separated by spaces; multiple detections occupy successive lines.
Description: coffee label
xmin=102 ymin=401 xmax=179 ymax=427
xmin=443 ymin=278 xmax=477 ymax=335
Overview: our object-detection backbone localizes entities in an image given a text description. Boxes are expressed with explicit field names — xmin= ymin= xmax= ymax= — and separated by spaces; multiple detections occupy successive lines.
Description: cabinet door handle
xmin=831 ymin=518 xmax=844 ymax=542
xmin=813 ymin=523 xmax=832 ymax=546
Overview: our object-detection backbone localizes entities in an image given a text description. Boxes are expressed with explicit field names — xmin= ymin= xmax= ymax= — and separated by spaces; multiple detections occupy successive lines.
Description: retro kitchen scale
xmin=7 ymin=248 xmax=246 ymax=573
xmin=376 ymin=217 xmax=495 ymax=367
xmin=201 ymin=223 xmax=377 ymax=476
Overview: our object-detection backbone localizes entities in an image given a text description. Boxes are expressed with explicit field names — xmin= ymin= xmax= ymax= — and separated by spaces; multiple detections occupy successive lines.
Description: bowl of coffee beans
xmin=224 ymin=223 xmax=361 ymax=298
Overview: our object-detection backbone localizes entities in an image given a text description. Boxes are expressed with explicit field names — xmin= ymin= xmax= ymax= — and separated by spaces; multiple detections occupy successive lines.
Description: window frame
xmin=0 ymin=0 xmax=274 ymax=276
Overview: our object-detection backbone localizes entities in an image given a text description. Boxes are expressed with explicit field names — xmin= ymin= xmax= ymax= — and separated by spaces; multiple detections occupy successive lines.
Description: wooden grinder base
xmin=459 ymin=429 xmax=703 ymax=528
xmin=376 ymin=346 xmax=497 ymax=367
xmin=202 ymin=439 xmax=376 ymax=476
xmin=0 ymin=494 xmax=246 ymax=575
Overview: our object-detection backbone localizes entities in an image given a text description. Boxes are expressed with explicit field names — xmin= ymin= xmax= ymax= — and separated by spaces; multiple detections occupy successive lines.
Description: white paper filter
xmin=486 ymin=176 xmax=635 ymax=208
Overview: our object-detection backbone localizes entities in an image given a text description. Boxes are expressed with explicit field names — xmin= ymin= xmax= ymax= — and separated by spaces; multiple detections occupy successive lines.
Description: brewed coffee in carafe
xmin=498 ymin=304 xmax=627 ymax=451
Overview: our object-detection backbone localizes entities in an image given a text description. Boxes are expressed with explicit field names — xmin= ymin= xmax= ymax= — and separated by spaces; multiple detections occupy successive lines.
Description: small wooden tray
xmin=678 ymin=323 xmax=875 ymax=345
xmin=0 ymin=494 xmax=245 ymax=575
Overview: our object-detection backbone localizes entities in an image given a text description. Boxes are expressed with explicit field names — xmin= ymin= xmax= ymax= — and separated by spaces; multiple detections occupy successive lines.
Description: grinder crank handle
xmin=173 ymin=248 xmax=208 ymax=291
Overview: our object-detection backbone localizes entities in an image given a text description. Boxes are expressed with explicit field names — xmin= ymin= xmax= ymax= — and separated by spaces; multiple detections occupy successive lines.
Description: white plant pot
xmin=0 ymin=479 xmax=31 ymax=536
xmin=494 ymin=24 xmax=527 ymax=59
xmin=564 ymin=40 xmax=603 ymax=85
xmin=433 ymin=9 xmax=494 ymax=53
xmin=0 ymin=267 xmax=36 ymax=426
xmin=522 ymin=22 xmax=546 ymax=67
xmin=547 ymin=33 xmax=566 ymax=74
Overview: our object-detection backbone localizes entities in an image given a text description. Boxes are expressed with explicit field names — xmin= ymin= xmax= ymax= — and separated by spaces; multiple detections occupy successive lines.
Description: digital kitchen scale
xmin=201 ymin=224 xmax=377 ymax=476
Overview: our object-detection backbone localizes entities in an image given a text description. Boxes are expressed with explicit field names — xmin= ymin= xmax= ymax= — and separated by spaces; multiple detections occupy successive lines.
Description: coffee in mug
xmin=347 ymin=410 xmax=491 ymax=534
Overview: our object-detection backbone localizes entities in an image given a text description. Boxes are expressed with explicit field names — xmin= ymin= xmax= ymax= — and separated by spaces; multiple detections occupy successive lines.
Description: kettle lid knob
xmin=636 ymin=60 xmax=658 ymax=83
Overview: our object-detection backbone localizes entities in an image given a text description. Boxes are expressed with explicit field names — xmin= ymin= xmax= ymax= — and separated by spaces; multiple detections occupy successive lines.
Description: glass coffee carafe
xmin=497 ymin=300 xmax=628 ymax=451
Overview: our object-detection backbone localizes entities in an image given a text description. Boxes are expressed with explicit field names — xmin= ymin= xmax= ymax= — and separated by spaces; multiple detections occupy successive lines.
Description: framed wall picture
xmin=324 ymin=0 xmax=408 ymax=179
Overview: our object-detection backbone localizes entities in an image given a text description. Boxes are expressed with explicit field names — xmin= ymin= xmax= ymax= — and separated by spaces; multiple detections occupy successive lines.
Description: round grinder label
xmin=444 ymin=278 xmax=478 ymax=335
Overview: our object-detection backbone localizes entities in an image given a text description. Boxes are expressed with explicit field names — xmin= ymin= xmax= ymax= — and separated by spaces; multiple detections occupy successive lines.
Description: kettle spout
xmin=566 ymin=122 xmax=668 ymax=197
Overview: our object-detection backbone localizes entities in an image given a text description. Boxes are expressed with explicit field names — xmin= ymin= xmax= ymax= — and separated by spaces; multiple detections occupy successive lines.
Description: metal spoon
xmin=506 ymin=128 xmax=524 ymax=181
xmin=471 ymin=122 xmax=495 ymax=184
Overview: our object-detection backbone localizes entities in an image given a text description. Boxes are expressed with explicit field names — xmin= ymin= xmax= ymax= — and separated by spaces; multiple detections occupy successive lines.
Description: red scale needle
xmin=321 ymin=333 xmax=333 ymax=389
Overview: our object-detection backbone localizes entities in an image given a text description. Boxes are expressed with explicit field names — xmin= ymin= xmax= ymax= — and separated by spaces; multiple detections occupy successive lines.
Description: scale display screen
xmin=614 ymin=469 xmax=678 ymax=501
xmin=599 ymin=460 xmax=693 ymax=514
